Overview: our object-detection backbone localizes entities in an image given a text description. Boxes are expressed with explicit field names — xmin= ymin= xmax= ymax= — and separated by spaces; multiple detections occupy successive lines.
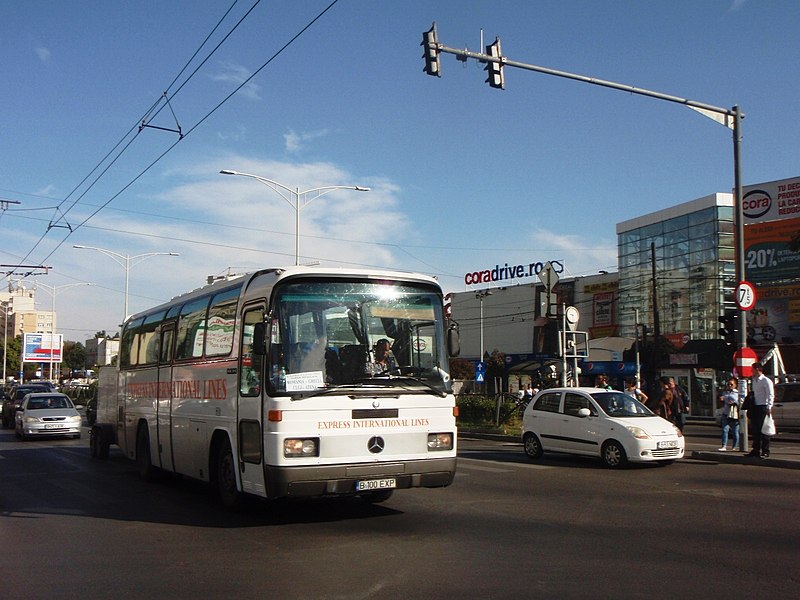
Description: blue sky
xmin=1 ymin=0 xmax=798 ymax=341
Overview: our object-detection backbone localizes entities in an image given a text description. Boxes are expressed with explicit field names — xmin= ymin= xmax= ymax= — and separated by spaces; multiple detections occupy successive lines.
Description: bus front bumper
xmin=264 ymin=456 xmax=457 ymax=499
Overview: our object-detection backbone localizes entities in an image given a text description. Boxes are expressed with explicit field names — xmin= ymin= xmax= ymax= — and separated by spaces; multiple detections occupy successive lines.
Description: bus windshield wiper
xmin=352 ymin=375 xmax=447 ymax=397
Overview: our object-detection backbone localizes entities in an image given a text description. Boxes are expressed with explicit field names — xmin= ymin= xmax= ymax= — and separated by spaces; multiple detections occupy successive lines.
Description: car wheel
xmin=360 ymin=489 xmax=394 ymax=504
xmin=216 ymin=438 xmax=245 ymax=510
xmin=136 ymin=425 xmax=155 ymax=481
xmin=523 ymin=432 xmax=543 ymax=459
xmin=602 ymin=440 xmax=628 ymax=469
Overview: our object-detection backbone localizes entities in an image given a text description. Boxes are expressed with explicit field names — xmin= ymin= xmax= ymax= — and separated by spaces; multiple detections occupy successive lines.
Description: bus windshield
xmin=268 ymin=279 xmax=450 ymax=397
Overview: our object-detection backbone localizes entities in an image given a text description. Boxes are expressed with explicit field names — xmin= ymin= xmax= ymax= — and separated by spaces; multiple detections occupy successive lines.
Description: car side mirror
xmin=578 ymin=408 xmax=591 ymax=418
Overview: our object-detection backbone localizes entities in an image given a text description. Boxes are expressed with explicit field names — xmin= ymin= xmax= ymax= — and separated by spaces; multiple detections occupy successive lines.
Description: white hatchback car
xmin=521 ymin=387 xmax=684 ymax=468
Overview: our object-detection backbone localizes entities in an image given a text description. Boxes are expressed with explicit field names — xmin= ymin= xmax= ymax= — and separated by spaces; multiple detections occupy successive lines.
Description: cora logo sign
xmin=742 ymin=189 xmax=771 ymax=219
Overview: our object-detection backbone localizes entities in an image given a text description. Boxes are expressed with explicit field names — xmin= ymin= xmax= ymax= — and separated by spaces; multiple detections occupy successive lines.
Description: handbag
xmin=761 ymin=414 xmax=777 ymax=436
xmin=728 ymin=404 xmax=739 ymax=420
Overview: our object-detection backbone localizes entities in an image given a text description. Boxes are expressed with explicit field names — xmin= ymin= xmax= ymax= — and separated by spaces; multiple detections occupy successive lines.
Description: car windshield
xmin=264 ymin=279 xmax=450 ymax=397
xmin=591 ymin=391 xmax=653 ymax=417
xmin=27 ymin=396 xmax=73 ymax=410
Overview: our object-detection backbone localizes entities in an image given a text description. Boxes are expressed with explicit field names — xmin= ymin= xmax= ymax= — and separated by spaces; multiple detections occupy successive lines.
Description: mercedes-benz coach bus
xmin=91 ymin=266 xmax=459 ymax=508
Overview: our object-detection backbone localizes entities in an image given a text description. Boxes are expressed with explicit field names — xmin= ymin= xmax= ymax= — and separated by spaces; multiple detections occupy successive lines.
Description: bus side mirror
xmin=447 ymin=321 xmax=460 ymax=357
xmin=252 ymin=322 xmax=267 ymax=356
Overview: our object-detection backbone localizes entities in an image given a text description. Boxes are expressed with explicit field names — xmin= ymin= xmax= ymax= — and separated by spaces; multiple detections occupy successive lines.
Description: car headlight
xmin=625 ymin=426 xmax=651 ymax=440
xmin=68 ymin=415 xmax=82 ymax=424
xmin=427 ymin=432 xmax=453 ymax=451
xmin=283 ymin=438 xmax=319 ymax=458
xmin=673 ymin=425 xmax=683 ymax=438
xmin=24 ymin=416 xmax=39 ymax=424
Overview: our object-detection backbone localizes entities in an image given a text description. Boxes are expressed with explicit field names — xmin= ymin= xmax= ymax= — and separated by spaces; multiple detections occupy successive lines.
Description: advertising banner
xmin=23 ymin=333 xmax=63 ymax=363
xmin=743 ymin=176 xmax=800 ymax=223
xmin=743 ymin=217 xmax=800 ymax=283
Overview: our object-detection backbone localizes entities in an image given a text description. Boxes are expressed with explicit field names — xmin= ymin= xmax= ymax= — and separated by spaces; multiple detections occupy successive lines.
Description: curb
xmin=690 ymin=450 xmax=800 ymax=470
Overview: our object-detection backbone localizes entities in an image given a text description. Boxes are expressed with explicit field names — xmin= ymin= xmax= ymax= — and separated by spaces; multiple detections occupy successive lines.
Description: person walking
xmin=747 ymin=362 xmax=775 ymax=458
xmin=718 ymin=377 xmax=741 ymax=451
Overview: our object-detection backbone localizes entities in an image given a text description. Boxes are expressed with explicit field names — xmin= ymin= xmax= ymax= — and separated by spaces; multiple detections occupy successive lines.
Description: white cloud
xmin=210 ymin=61 xmax=261 ymax=100
xmin=35 ymin=46 xmax=50 ymax=62
xmin=284 ymin=128 xmax=331 ymax=153
xmin=529 ymin=228 xmax=617 ymax=277
xmin=729 ymin=0 xmax=747 ymax=12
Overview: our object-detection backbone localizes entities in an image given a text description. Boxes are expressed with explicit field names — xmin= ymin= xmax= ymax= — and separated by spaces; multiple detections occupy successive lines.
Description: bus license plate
xmin=356 ymin=478 xmax=396 ymax=492
xmin=657 ymin=440 xmax=677 ymax=449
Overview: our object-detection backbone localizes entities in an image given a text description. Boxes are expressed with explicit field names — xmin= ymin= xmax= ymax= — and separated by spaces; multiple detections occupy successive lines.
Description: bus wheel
xmin=136 ymin=425 xmax=155 ymax=481
xmin=90 ymin=426 xmax=110 ymax=459
xmin=360 ymin=489 xmax=394 ymax=504
xmin=216 ymin=439 xmax=245 ymax=511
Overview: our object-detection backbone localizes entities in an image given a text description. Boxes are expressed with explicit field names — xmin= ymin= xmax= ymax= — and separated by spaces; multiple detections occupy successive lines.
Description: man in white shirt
xmin=747 ymin=362 xmax=775 ymax=458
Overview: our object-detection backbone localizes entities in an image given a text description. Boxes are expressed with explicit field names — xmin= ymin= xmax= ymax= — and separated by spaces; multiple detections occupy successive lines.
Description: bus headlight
xmin=284 ymin=438 xmax=319 ymax=458
xmin=427 ymin=432 xmax=453 ymax=451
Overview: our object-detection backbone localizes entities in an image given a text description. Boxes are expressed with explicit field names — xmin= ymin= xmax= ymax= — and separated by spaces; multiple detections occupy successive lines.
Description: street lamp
xmin=33 ymin=281 xmax=94 ymax=382
xmin=219 ymin=169 xmax=370 ymax=266
xmin=73 ymin=246 xmax=179 ymax=328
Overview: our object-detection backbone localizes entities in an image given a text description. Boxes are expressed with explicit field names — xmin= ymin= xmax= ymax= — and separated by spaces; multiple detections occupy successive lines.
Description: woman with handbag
xmin=718 ymin=377 xmax=741 ymax=451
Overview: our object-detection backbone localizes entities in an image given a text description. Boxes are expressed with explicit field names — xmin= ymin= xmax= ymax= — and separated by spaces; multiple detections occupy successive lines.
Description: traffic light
xmin=718 ymin=311 xmax=737 ymax=344
xmin=485 ymin=37 xmax=504 ymax=89
xmin=421 ymin=24 xmax=440 ymax=77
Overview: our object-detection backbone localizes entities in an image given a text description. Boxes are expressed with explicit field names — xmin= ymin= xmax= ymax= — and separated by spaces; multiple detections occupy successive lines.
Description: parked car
xmin=2 ymin=383 xmax=56 ymax=428
xmin=522 ymin=387 xmax=685 ymax=468
xmin=773 ymin=381 xmax=800 ymax=430
xmin=15 ymin=392 xmax=82 ymax=440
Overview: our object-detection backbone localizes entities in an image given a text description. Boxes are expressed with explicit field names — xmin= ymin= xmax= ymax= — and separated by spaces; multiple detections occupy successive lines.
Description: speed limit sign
xmin=736 ymin=281 xmax=757 ymax=311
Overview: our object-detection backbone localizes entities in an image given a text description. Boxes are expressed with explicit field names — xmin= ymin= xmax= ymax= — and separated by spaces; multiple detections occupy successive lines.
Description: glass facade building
xmin=616 ymin=193 xmax=735 ymax=344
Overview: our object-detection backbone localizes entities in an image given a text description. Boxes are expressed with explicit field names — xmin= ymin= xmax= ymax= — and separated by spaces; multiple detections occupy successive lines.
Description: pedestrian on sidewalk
xmin=747 ymin=362 xmax=775 ymax=458
xmin=718 ymin=377 xmax=741 ymax=451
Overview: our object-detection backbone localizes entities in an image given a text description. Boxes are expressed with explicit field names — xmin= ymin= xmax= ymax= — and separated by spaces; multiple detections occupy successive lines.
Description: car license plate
xmin=657 ymin=440 xmax=677 ymax=449
xmin=356 ymin=478 xmax=396 ymax=492
xmin=44 ymin=423 xmax=66 ymax=429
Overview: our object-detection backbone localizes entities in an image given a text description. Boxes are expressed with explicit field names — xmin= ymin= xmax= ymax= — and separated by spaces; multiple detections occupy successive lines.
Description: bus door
xmin=237 ymin=306 xmax=267 ymax=497
xmin=156 ymin=322 xmax=176 ymax=471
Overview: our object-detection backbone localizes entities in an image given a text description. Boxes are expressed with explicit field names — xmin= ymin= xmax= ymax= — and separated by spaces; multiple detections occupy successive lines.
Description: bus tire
xmin=136 ymin=424 xmax=156 ymax=481
xmin=216 ymin=437 xmax=246 ymax=511
xmin=90 ymin=425 xmax=110 ymax=460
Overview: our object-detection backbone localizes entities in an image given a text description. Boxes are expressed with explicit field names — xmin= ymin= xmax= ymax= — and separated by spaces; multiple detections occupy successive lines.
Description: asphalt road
xmin=2 ymin=428 xmax=798 ymax=599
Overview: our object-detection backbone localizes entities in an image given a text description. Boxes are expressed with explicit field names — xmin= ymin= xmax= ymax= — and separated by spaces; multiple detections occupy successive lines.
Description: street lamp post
xmin=1 ymin=301 xmax=8 ymax=383
xmin=33 ymin=281 xmax=94 ymax=382
xmin=475 ymin=290 xmax=492 ymax=361
xmin=73 ymin=246 xmax=179 ymax=328
xmin=219 ymin=170 xmax=370 ymax=266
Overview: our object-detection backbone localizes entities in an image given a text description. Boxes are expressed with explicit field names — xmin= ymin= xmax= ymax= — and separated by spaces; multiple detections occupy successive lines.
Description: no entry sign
xmin=733 ymin=347 xmax=758 ymax=378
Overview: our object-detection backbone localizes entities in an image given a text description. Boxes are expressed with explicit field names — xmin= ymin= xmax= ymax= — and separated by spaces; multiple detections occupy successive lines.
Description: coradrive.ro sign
xmin=464 ymin=260 xmax=564 ymax=285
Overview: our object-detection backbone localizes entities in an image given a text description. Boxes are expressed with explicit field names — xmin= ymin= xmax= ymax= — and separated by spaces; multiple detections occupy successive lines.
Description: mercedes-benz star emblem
xmin=367 ymin=436 xmax=385 ymax=454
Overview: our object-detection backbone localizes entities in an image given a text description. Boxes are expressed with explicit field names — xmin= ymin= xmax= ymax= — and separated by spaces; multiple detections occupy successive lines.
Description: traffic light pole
xmin=423 ymin=22 xmax=749 ymax=389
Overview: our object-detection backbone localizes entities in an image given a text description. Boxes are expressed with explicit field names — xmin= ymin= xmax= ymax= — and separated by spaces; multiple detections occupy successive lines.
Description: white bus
xmin=91 ymin=266 xmax=459 ymax=508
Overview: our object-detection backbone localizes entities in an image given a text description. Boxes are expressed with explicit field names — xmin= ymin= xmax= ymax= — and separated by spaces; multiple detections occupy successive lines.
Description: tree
xmin=1 ymin=335 xmax=22 ymax=381
xmin=94 ymin=330 xmax=107 ymax=338
xmin=63 ymin=341 xmax=87 ymax=375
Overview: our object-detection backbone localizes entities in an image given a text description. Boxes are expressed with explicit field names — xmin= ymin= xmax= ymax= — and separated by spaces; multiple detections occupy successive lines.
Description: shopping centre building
xmin=449 ymin=175 xmax=800 ymax=416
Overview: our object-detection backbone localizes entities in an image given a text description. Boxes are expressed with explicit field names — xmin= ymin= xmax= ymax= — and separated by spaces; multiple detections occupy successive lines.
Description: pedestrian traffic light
xmin=718 ymin=311 xmax=737 ymax=344
xmin=485 ymin=37 xmax=505 ymax=89
xmin=421 ymin=24 xmax=440 ymax=77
